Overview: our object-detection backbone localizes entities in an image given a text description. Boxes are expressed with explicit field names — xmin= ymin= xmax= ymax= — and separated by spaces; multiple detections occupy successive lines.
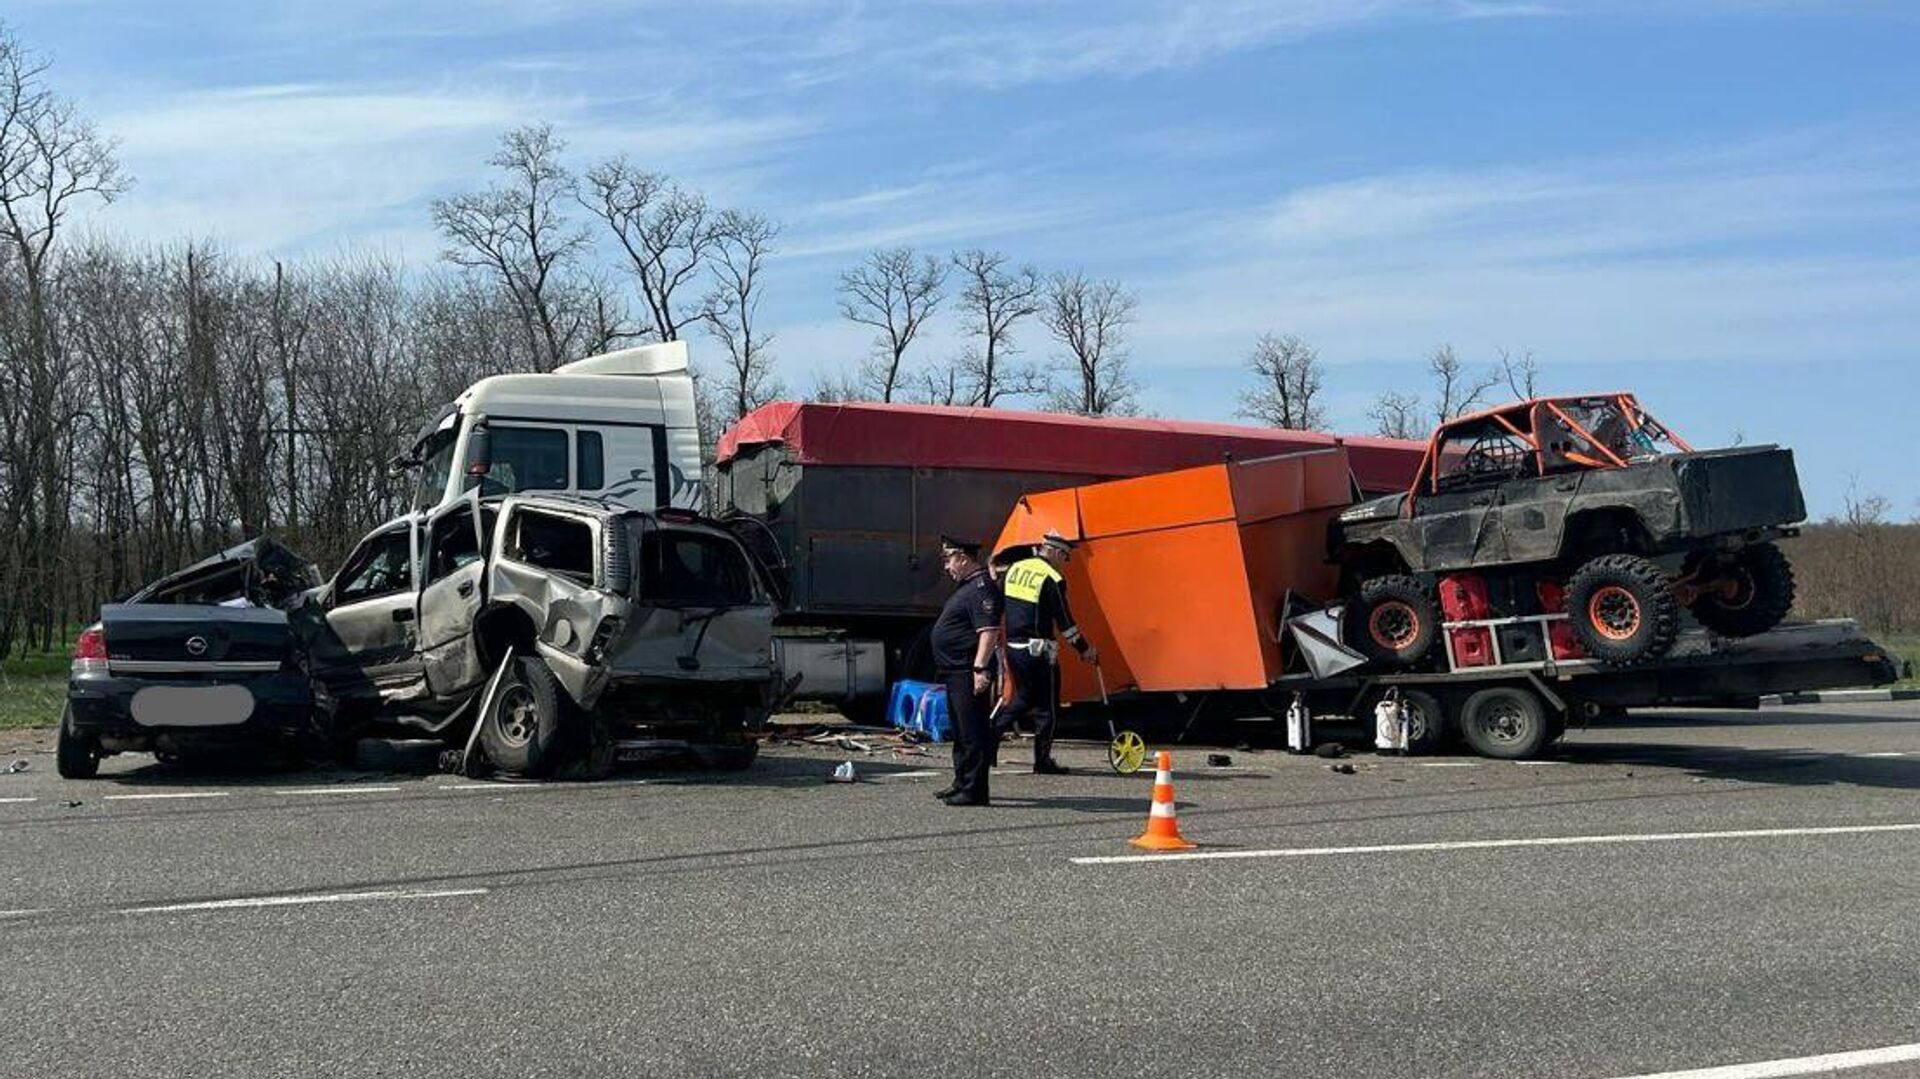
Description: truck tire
xmin=1459 ymin=685 xmax=1553 ymax=760
xmin=1347 ymin=575 xmax=1439 ymax=667
xmin=56 ymin=704 xmax=100 ymax=779
xmin=478 ymin=656 xmax=571 ymax=778
xmin=1566 ymin=554 xmax=1680 ymax=665
xmin=1689 ymin=542 xmax=1795 ymax=639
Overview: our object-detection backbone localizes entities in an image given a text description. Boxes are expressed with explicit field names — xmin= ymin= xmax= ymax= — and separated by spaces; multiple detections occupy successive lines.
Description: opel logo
xmin=185 ymin=636 xmax=209 ymax=656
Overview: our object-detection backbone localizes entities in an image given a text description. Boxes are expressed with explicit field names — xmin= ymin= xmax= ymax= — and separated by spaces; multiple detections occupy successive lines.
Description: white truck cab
xmin=401 ymin=341 xmax=703 ymax=514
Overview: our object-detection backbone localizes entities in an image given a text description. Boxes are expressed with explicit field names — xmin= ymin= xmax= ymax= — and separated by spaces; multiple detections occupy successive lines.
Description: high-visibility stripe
xmin=1149 ymin=800 xmax=1178 ymax=819
xmin=1003 ymin=558 xmax=1060 ymax=604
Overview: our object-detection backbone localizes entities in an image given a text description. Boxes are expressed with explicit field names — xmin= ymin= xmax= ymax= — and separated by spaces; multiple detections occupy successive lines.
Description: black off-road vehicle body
xmin=1329 ymin=394 xmax=1806 ymax=666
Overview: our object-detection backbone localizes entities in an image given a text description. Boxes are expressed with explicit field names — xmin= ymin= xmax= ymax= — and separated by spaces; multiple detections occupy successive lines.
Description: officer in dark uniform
xmin=930 ymin=535 xmax=1000 ymax=806
xmin=998 ymin=531 xmax=1097 ymax=774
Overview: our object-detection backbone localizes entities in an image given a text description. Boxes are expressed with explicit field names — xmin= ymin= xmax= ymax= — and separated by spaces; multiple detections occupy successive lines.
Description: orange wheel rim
xmin=1588 ymin=585 xmax=1642 ymax=641
xmin=1369 ymin=601 xmax=1421 ymax=650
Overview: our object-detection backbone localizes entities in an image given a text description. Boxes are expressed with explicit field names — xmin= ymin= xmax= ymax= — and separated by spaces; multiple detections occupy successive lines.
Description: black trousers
xmin=941 ymin=671 xmax=991 ymax=799
xmin=997 ymin=649 xmax=1059 ymax=767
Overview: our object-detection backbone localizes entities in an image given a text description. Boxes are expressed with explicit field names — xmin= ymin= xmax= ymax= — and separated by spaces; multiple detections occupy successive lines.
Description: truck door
xmin=415 ymin=492 xmax=492 ymax=697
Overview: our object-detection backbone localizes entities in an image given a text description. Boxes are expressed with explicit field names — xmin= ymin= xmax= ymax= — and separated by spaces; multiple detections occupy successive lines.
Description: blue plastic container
xmin=884 ymin=679 xmax=951 ymax=742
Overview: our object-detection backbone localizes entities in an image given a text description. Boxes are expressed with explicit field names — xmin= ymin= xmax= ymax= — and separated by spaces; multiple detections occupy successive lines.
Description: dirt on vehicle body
xmin=1330 ymin=394 xmax=1805 ymax=667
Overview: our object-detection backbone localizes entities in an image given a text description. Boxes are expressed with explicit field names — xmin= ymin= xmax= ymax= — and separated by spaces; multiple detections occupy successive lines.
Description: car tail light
xmin=72 ymin=624 xmax=108 ymax=675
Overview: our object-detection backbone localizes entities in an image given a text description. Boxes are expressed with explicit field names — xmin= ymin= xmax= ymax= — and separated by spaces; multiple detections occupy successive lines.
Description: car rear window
xmin=638 ymin=529 xmax=754 ymax=607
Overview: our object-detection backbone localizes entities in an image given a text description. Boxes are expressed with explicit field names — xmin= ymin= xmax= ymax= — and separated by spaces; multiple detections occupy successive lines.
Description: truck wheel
xmin=56 ymin=704 xmax=100 ymax=779
xmin=1566 ymin=555 xmax=1680 ymax=665
xmin=1347 ymin=575 xmax=1439 ymax=667
xmin=479 ymin=656 xmax=571 ymax=778
xmin=1459 ymin=686 xmax=1553 ymax=760
xmin=1689 ymin=543 xmax=1795 ymax=638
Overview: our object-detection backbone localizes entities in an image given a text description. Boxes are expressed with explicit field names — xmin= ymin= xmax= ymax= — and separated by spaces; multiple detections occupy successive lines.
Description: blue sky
xmin=11 ymin=1 xmax=1919 ymax=515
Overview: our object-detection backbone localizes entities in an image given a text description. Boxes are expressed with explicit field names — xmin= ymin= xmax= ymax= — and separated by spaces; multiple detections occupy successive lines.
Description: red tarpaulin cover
xmin=715 ymin=401 xmax=1426 ymax=494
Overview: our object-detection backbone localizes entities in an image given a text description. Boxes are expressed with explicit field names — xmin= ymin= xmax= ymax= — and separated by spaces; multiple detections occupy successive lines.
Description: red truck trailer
xmin=713 ymin=402 xmax=1427 ymax=714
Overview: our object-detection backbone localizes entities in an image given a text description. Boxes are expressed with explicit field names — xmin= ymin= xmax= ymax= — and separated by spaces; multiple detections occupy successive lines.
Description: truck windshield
xmin=414 ymin=431 xmax=456 ymax=508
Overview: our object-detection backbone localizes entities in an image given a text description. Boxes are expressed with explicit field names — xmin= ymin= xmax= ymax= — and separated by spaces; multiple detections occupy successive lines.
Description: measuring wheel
xmin=1107 ymin=729 xmax=1147 ymax=774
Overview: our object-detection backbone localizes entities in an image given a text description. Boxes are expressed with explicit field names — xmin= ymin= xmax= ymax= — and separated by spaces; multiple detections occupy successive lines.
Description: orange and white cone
xmin=1129 ymin=750 xmax=1196 ymax=851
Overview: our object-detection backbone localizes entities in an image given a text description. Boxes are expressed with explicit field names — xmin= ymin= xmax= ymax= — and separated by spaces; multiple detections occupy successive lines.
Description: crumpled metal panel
xmin=601 ymin=606 xmax=775 ymax=685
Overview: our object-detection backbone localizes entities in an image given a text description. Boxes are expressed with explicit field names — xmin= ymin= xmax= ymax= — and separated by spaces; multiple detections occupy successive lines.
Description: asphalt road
xmin=4 ymin=703 xmax=1920 ymax=1079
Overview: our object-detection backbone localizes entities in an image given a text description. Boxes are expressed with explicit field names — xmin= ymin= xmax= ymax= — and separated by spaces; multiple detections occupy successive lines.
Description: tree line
xmin=0 ymin=26 xmax=1903 ymax=657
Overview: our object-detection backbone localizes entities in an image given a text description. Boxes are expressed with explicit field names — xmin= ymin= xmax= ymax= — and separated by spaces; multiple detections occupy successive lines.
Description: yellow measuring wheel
xmin=1107 ymin=729 xmax=1147 ymax=774
xmin=1093 ymin=663 xmax=1147 ymax=774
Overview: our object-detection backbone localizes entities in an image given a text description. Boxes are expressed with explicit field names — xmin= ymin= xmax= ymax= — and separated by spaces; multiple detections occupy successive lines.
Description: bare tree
xmin=0 ymin=26 xmax=128 ymax=653
xmin=582 ymin=159 xmax=720 ymax=342
xmin=837 ymin=247 xmax=947 ymax=403
xmin=1429 ymin=343 xmax=1500 ymax=422
xmin=952 ymin=249 xmax=1043 ymax=407
xmin=1368 ymin=390 xmax=1423 ymax=440
xmin=808 ymin=369 xmax=869 ymax=403
xmin=1236 ymin=332 xmax=1326 ymax=430
xmin=1499 ymin=348 xmax=1541 ymax=399
xmin=701 ymin=209 xmax=781 ymax=423
xmin=1041 ymin=270 xmax=1137 ymax=416
xmin=431 ymin=124 xmax=588 ymax=371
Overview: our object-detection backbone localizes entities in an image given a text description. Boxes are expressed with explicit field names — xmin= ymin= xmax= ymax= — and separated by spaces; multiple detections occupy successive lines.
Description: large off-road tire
xmin=56 ymin=704 xmax=100 ymax=780
xmin=1346 ymin=575 xmax=1440 ymax=667
xmin=478 ymin=656 xmax=572 ymax=778
xmin=1459 ymin=685 xmax=1553 ymax=760
xmin=1689 ymin=542 xmax=1795 ymax=639
xmin=1566 ymin=554 xmax=1681 ymax=666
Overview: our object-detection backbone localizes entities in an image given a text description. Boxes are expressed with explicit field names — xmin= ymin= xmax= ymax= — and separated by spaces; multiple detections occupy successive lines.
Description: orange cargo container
xmin=993 ymin=448 xmax=1356 ymax=707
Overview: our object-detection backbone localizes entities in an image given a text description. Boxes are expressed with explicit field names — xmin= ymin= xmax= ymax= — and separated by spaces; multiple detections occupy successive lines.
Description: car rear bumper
xmin=67 ymin=671 xmax=315 ymax=745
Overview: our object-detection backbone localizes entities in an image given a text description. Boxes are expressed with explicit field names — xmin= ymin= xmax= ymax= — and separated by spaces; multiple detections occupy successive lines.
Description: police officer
xmin=930 ymin=535 xmax=1000 ymax=806
xmin=998 ymin=531 xmax=1097 ymax=774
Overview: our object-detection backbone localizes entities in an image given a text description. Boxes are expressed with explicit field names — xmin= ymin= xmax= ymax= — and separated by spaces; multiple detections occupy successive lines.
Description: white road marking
xmin=874 ymin=770 xmax=943 ymax=780
xmin=1072 ymin=821 xmax=1920 ymax=866
xmin=1416 ymin=762 xmax=1479 ymax=768
xmin=102 ymin=791 xmax=230 ymax=801
xmin=272 ymin=786 xmax=402 ymax=796
xmin=1512 ymin=759 xmax=1567 ymax=765
xmin=1602 ymin=1040 xmax=1920 ymax=1078
xmin=122 ymin=887 xmax=488 ymax=915
xmin=1859 ymin=752 xmax=1906 ymax=758
xmin=0 ymin=908 xmax=47 ymax=918
xmin=436 ymin=782 xmax=545 ymax=791
xmin=0 ymin=796 xmax=37 ymax=803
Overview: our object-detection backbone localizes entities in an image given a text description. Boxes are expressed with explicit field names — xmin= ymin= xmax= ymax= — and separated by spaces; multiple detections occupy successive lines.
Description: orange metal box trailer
xmin=994 ymin=447 xmax=1357 ymax=707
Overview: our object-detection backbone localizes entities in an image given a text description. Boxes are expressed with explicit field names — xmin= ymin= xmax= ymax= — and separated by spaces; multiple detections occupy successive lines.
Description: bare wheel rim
xmin=496 ymin=685 xmax=539 ymax=747
xmin=1480 ymin=698 xmax=1529 ymax=745
xmin=1369 ymin=601 xmax=1420 ymax=650
xmin=1588 ymin=585 xmax=1642 ymax=642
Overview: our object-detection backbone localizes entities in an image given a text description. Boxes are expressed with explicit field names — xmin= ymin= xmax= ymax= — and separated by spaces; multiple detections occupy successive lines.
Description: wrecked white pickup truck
xmin=66 ymin=494 xmax=778 ymax=779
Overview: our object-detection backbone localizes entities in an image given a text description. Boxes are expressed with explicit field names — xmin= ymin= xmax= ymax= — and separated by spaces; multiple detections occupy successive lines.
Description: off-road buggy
xmin=1328 ymin=394 xmax=1804 ymax=667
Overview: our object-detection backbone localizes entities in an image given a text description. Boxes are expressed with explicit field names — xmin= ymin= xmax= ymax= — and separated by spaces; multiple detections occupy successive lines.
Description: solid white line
xmin=876 ymin=769 xmax=943 ymax=780
xmin=0 ymin=796 xmax=36 ymax=803
xmin=122 ymin=887 xmax=488 ymax=915
xmin=0 ymin=908 xmax=47 ymax=918
xmin=1859 ymin=752 xmax=1906 ymax=758
xmin=102 ymin=791 xmax=230 ymax=801
xmin=1416 ymin=762 xmax=1479 ymax=768
xmin=436 ymin=782 xmax=545 ymax=791
xmin=1071 ymin=821 xmax=1920 ymax=866
xmin=1602 ymin=1041 xmax=1920 ymax=1078
xmin=272 ymin=786 xmax=402 ymax=796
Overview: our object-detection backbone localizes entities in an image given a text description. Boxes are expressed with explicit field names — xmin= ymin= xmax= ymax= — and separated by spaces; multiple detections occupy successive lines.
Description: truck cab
xmin=399 ymin=341 xmax=704 ymax=515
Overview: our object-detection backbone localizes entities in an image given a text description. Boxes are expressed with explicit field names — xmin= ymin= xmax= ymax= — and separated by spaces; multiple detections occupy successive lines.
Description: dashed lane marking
xmin=0 ymin=796 xmax=37 ymax=803
xmin=1859 ymin=751 xmax=1906 ymax=758
xmin=1072 ymin=821 xmax=1920 ymax=866
xmin=0 ymin=908 xmax=47 ymax=918
xmin=102 ymin=792 xmax=230 ymax=801
xmin=121 ymin=887 xmax=489 ymax=915
xmin=1599 ymin=1040 xmax=1920 ymax=1078
xmin=272 ymin=786 xmax=403 ymax=796
xmin=1416 ymin=762 xmax=1479 ymax=768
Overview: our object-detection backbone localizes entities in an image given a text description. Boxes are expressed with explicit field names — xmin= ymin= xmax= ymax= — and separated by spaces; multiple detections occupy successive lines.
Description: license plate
xmin=130 ymin=684 xmax=256 ymax=727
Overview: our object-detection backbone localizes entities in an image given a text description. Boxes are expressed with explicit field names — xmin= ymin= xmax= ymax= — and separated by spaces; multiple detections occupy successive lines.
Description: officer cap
xmin=1040 ymin=530 xmax=1076 ymax=553
xmin=940 ymin=534 xmax=981 ymax=557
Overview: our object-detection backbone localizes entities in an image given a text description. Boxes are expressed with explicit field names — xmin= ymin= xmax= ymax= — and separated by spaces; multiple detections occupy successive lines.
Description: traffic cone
xmin=1129 ymin=751 xmax=1196 ymax=851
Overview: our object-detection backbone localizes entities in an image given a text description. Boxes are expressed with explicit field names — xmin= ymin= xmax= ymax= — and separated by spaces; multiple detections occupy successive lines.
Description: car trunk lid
xmin=99 ymin=604 xmax=295 ymax=674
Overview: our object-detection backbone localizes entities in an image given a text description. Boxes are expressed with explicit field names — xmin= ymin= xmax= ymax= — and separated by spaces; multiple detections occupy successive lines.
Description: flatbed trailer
xmin=1076 ymin=619 xmax=1899 ymax=760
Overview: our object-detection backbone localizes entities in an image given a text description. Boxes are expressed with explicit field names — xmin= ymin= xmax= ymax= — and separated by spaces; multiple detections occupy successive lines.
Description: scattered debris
xmin=3 ymin=758 xmax=29 ymax=774
xmin=63 ymin=799 xmax=83 ymax=808
xmin=1312 ymin=743 xmax=1348 ymax=759
xmin=1206 ymin=753 xmax=1232 ymax=768
xmin=1328 ymin=762 xmax=1357 ymax=775
xmin=828 ymin=761 xmax=858 ymax=783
